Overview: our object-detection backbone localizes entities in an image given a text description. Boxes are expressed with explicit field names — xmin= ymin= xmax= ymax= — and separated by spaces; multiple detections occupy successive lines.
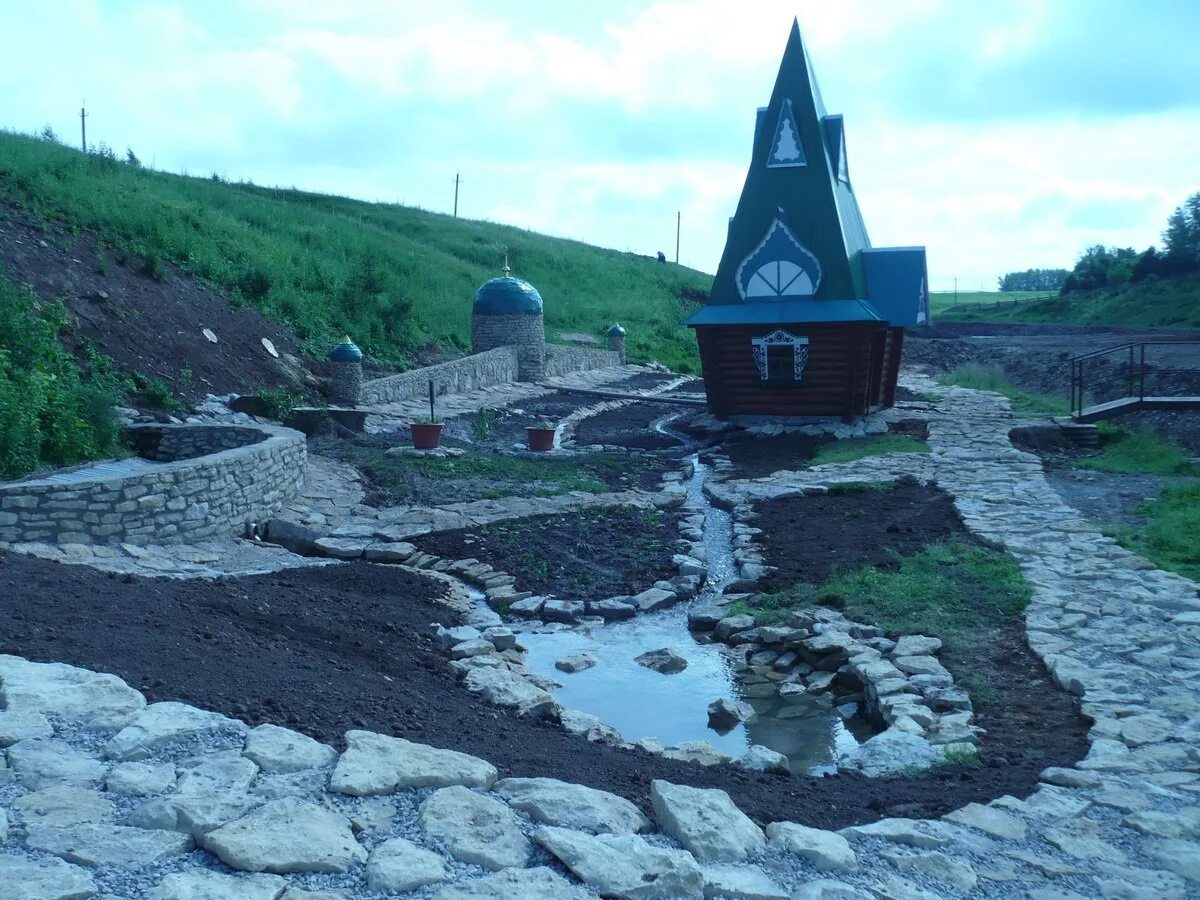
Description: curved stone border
xmin=0 ymin=424 xmax=305 ymax=546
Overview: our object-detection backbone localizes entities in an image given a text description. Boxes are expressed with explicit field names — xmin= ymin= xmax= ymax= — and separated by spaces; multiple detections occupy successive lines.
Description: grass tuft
xmin=938 ymin=364 xmax=1068 ymax=417
xmin=1078 ymin=424 xmax=1197 ymax=476
xmin=809 ymin=433 xmax=929 ymax=467
xmin=1111 ymin=481 xmax=1200 ymax=581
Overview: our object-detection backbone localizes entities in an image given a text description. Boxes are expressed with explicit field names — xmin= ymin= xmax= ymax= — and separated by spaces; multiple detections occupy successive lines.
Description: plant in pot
xmin=526 ymin=419 xmax=558 ymax=452
xmin=410 ymin=415 xmax=444 ymax=450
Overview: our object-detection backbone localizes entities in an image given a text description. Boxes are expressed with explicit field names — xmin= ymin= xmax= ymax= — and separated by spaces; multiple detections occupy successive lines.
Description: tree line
xmin=997 ymin=269 xmax=1069 ymax=291
xmin=1059 ymin=192 xmax=1200 ymax=294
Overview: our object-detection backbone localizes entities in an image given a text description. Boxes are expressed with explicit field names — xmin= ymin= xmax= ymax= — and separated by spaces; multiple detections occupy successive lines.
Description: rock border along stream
xmin=1 ymin=374 xmax=1199 ymax=897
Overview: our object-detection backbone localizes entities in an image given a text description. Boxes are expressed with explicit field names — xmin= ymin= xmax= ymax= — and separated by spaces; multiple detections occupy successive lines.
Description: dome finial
xmin=502 ymin=246 xmax=511 ymax=278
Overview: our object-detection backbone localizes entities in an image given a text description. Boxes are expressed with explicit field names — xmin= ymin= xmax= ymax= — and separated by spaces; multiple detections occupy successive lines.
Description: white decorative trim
xmin=766 ymin=99 xmax=806 ymax=169
xmin=734 ymin=214 xmax=823 ymax=302
xmin=752 ymin=329 xmax=810 ymax=381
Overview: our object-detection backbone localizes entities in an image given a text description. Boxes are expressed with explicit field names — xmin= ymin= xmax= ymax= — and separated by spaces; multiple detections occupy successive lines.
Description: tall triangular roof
xmin=707 ymin=20 xmax=871 ymax=307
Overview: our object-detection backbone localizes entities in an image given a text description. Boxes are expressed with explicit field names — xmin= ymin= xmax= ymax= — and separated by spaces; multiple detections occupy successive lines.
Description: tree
xmin=1060 ymin=246 xmax=1137 ymax=294
xmin=998 ymin=268 xmax=1069 ymax=291
xmin=1162 ymin=192 xmax=1200 ymax=272
xmin=39 ymin=124 xmax=59 ymax=143
xmin=125 ymin=148 xmax=141 ymax=167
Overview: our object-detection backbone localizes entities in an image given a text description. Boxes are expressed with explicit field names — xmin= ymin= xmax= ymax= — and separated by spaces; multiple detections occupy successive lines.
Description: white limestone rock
xmin=944 ymin=801 xmax=1028 ymax=840
xmin=707 ymin=698 xmax=750 ymax=731
xmin=662 ymin=741 xmax=733 ymax=766
xmin=366 ymin=837 xmax=448 ymax=893
xmin=175 ymin=752 xmax=258 ymax=795
xmin=419 ymin=785 xmax=531 ymax=870
xmin=840 ymin=818 xmax=953 ymax=848
xmin=432 ymin=865 xmax=593 ymax=899
xmin=125 ymin=793 xmax=260 ymax=839
xmin=201 ymin=797 xmax=366 ymax=874
xmin=6 ymin=738 xmax=106 ymax=789
xmin=463 ymin=667 xmax=560 ymax=718
xmin=492 ymin=777 xmax=651 ymax=834
xmin=766 ymin=821 xmax=857 ymax=873
xmin=534 ymin=824 xmax=705 ymax=899
xmin=243 ymin=723 xmax=337 ymax=773
xmin=329 ymin=730 xmax=497 ymax=795
xmin=104 ymin=702 xmax=246 ymax=761
xmin=12 ymin=784 xmax=114 ymax=827
xmin=0 ymin=655 xmax=145 ymax=728
xmin=555 ymin=652 xmax=598 ymax=674
xmin=881 ymin=849 xmax=978 ymax=892
xmin=736 ymin=745 xmax=789 ymax=774
xmin=0 ymin=708 xmax=53 ymax=746
xmin=790 ymin=879 xmax=873 ymax=899
xmin=0 ymin=808 xmax=6 ymax=844
xmin=701 ymin=863 xmax=789 ymax=899
xmin=892 ymin=635 xmax=942 ymax=657
xmin=650 ymin=780 xmax=765 ymax=862
xmin=0 ymin=854 xmax=98 ymax=899
xmin=104 ymin=761 xmax=177 ymax=797
xmin=837 ymin=729 xmax=942 ymax=776
xmin=25 ymin=822 xmax=193 ymax=868
xmin=145 ymin=869 xmax=288 ymax=900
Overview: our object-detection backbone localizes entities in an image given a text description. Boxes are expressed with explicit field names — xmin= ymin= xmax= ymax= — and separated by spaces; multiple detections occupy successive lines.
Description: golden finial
xmin=502 ymin=247 xmax=511 ymax=278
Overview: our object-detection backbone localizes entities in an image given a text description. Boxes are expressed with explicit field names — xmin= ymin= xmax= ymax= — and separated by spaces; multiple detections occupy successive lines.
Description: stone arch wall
xmin=0 ymin=424 xmax=306 ymax=546
xmin=472 ymin=313 xmax=545 ymax=381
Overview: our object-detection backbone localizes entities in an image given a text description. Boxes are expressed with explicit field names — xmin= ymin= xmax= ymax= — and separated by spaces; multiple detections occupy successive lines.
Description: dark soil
xmin=716 ymin=434 xmax=827 ymax=480
xmin=442 ymin=393 xmax=588 ymax=450
xmin=573 ymin=401 xmax=688 ymax=450
xmin=0 ymin=203 xmax=311 ymax=401
xmin=753 ymin=480 xmax=963 ymax=590
xmin=750 ymin=482 xmax=1090 ymax=809
xmin=0 ymin=543 xmax=1088 ymax=828
xmin=601 ymin=371 xmax=682 ymax=393
xmin=411 ymin=506 xmax=681 ymax=601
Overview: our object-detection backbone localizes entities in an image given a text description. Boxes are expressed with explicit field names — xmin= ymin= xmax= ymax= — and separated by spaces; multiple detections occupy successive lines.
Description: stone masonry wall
xmin=126 ymin=424 xmax=267 ymax=462
xmin=543 ymin=345 xmax=622 ymax=378
xmin=360 ymin=347 xmax=520 ymax=406
xmin=472 ymin=314 xmax=545 ymax=381
xmin=0 ymin=424 xmax=306 ymax=546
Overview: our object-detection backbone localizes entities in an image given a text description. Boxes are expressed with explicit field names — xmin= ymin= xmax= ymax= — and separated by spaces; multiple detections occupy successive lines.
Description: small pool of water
xmin=514 ymin=435 xmax=870 ymax=773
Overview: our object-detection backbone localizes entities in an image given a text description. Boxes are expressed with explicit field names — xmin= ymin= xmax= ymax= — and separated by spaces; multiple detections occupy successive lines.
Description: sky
xmin=2 ymin=0 xmax=1198 ymax=291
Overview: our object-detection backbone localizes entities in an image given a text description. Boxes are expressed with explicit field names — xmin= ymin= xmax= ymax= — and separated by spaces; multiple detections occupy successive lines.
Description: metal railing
xmin=1069 ymin=341 xmax=1200 ymax=418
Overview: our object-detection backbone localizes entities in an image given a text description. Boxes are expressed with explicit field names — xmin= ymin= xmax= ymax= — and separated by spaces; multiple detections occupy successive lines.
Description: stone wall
xmin=360 ymin=347 xmax=520 ymax=406
xmin=543 ymin=346 xmax=622 ymax=378
xmin=0 ymin=424 xmax=305 ymax=546
xmin=472 ymin=314 xmax=545 ymax=381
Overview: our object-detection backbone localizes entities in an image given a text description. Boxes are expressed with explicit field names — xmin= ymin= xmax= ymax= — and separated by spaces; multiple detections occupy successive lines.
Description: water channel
xmin=513 ymin=419 xmax=871 ymax=773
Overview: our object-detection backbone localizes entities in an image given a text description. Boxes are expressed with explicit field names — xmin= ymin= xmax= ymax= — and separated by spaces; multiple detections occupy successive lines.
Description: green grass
xmin=930 ymin=290 xmax=1047 ymax=316
xmin=0 ymin=130 xmax=711 ymax=372
xmin=938 ymin=363 xmax=1069 ymax=417
xmin=808 ymin=433 xmax=929 ymax=467
xmin=1111 ymin=481 xmax=1200 ymax=581
xmin=1078 ymin=424 xmax=1197 ymax=476
xmin=934 ymin=275 xmax=1200 ymax=328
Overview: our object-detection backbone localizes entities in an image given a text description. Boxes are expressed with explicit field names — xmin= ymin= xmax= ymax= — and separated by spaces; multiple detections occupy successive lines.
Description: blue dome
xmin=607 ymin=323 xmax=626 ymax=337
xmin=329 ymin=337 xmax=363 ymax=361
xmin=474 ymin=277 xmax=543 ymax=316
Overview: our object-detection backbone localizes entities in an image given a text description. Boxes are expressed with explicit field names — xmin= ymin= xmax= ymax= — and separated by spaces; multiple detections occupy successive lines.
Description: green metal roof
xmin=862 ymin=247 xmax=930 ymax=327
xmin=474 ymin=277 xmax=543 ymax=316
xmin=684 ymin=299 xmax=883 ymax=327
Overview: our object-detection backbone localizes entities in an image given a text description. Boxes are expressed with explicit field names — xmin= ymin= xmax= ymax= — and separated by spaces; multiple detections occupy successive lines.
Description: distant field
xmin=930 ymin=291 xmax=1049 ymax=317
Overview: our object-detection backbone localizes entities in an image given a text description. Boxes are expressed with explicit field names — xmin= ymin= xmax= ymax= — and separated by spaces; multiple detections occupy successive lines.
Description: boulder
xmin=105 ymin=761 xmax=177 ymax=797
xmin=26 ymin=822 xmax=193 ymax=868
xmin=12 ymin=784 xmax=113 ymax=827
xmin=714 ymin=615 xmax=756 ymax=642
xmin=104 ymin=702 xmax=246 ymax=761
xmin=555 ymin=653 xmax=598 ymax=674
xmin=463 ymin=667 xmax=560 ymax=719
xmin=707 ymin=698 xmax=749 ymax=732
xmin=591 ymin=598 xmax=638 ymax=620
xmin=633 ymin=588 xmax=677 ymax=612
xmin=891 ymin=656 xmax=951 ymax=678
xmin=701 ymin=863 xmax=789 ymax=900
xmin=636 ymin=647 xmax=689 ymax=674
xmin=838 ymin=729 xmax=942 ymax=777
xmin=508 ymin=596 xmax=546 ymax=617
xmin=201 ymin=797 xmax=366 ymax=874
xmin=329 ymin=730 xmax=497 ymax=795
xmin=735 ymin=745 xmax=789 ymax=774
xmin=650 ymin=780 xmax=765 ymax=862
xmin=436 ymin=625 xmax=482 ymax=649
xmin=482 ymin=626 xmax=517 ymax=651
xmin=451 ymin=639 xmax=498 ymax=660
xmin=0 ymin=855 xmax=98 ymax=900
xmin=534 ymin=824 xmax=704 ymax=899
xmin=0 ymin=655 xmax=145 ymax=728
xmin=419 ymin=785 xmax=532 ymax=870
xmin=766 ymin=821 xmax=857 ymax=872
xmin=262 ymin=519 xmax=324 ymax=556
xmin=146 ymin=869 xmax=287 ymax=900
xmin=433 ymin=865 xmax=593 ymax=899
xmin=366 ymin=837 xmax=447 ymax=893
xmin=493 ymin=777 xmax=651 ymax=834
xmin=243 ymin=723 xmax=337 ymax=774
xmin=541 ymin=599 xmax=585 ymax=623
xmin=892 ymin=635 xmax=942 ymax=657
xmin=6 ymin=739 xmax=106 ymax=789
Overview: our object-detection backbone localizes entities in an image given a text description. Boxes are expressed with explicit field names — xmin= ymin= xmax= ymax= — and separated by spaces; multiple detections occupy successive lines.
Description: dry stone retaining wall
xmin=543 ymin=346 xmax=621 ymax=379
xmin=0 ymin=424 xmax=305 ymax=546
xmin=360 ymin=347 xmax=520 ymax=405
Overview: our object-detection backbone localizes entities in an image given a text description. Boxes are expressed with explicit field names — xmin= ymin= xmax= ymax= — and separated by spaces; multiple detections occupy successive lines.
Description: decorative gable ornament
xmin=735 ymin=213 xmax=822 ymax=301
xmin=837 ymin=130 xmax=850 ymax=184
xmin=767 ymin=100 xmax=806 ymax=168
xmin=752 ymin=329 xmax=809 ymax=381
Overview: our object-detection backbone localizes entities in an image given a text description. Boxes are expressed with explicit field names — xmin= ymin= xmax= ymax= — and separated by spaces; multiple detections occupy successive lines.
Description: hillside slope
xmin=936 ymin=274 xmax=1200 ymax=328
xmin=0 ymin=131 xmax=711 ymax=374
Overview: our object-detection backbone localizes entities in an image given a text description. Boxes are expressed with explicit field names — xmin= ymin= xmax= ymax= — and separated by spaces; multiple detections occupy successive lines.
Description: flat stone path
xmin=2 ymin=373 xmax=1199 ymax=897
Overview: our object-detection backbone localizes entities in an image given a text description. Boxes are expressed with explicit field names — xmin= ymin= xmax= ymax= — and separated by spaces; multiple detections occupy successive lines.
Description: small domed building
xmin=472 ymin=262 xmax=546 ymax=381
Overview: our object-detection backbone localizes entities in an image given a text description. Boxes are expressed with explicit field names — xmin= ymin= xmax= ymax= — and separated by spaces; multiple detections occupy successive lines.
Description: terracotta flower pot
xmin=526 ymin=426 xmax=557 ymax=452
xmin=410 ymin=422 xmax=444 ymax=450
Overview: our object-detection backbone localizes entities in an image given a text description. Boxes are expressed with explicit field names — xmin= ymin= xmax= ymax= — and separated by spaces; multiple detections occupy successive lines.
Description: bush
xmin=0 ymin=274 xmax=125 ymax=480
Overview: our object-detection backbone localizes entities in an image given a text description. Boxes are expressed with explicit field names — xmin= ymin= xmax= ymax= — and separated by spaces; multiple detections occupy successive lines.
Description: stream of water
xmin=513 ymin=419 xmax=866 ymax=773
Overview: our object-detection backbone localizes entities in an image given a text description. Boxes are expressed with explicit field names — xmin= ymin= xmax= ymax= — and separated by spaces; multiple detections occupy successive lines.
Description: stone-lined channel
xmin=514 ymin=437 xmax=871 ymax=772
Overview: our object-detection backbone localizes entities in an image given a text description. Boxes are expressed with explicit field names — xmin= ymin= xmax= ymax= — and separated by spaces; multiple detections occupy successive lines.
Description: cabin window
xmin=752 ymin=329 xmax=809 ymax=383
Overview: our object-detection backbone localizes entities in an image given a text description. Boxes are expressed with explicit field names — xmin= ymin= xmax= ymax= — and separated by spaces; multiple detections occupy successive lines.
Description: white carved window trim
xmin=752 ymin=330 xmax=809 ymax=382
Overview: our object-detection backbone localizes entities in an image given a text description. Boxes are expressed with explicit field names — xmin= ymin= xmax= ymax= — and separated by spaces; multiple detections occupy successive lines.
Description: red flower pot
xmin=410 ymin=422 xmax=444 ymax=450
xmin=526 ymin=426 xmax=557 ymax=452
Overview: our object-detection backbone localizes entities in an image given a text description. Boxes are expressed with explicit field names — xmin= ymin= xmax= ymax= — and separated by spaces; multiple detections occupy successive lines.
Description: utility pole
xmin=80 ymin=102 xmax=88 ymax=154
xmin=453 ymin=172 xmax=460 ymax=218
xmin=675 ymin=210 xmax=681 ymax=264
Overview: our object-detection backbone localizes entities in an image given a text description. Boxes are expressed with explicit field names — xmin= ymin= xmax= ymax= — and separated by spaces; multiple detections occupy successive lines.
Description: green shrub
xmin=1079 ymin=425 xmax=1196 ymax=476
xmin=0 ymin=275 xmax=124 ymax=479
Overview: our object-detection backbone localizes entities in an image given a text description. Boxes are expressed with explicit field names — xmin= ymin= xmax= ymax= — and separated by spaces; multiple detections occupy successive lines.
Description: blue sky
xmin=2 ymin=0 xmax=1198 ymax=290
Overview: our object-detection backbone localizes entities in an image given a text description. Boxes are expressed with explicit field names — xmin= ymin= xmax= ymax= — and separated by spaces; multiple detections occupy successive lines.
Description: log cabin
xmin=685 ymin=20 xmax=930 ymax=422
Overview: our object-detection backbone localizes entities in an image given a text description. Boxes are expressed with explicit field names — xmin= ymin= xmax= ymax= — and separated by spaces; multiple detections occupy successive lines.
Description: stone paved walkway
xmin=2 ymin=376 xmax=1199 ymax=897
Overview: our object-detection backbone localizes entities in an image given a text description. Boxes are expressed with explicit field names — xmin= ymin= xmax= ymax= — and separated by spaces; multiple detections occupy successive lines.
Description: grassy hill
xmin=934 ymin=276 xmax=1200 ymax=328
xmin=0 ymin=131 xmax=711 ymax=372
xmin=929 ymin=290 xmax=1048 ymax=317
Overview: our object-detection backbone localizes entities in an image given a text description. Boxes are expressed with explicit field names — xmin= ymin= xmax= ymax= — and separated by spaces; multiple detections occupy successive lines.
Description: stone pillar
xmin=607 ymin=324 xmax=626 ymax=364
xmin=329 ymin=337 xmax=363 ymax=407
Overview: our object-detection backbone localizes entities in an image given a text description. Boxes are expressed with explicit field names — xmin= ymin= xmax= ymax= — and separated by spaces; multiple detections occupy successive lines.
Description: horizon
xmin=3 ymin=1 xmax=1197 ymax=291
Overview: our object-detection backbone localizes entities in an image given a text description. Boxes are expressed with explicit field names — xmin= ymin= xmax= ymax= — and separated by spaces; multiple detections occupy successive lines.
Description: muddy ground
xmin=573 ymin=401 xmax=690 ymax=450
xmin=411 ymin=506 xmax=682 ymax=602
xmin=751 ymin=482 xmax=1090 ymax=806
